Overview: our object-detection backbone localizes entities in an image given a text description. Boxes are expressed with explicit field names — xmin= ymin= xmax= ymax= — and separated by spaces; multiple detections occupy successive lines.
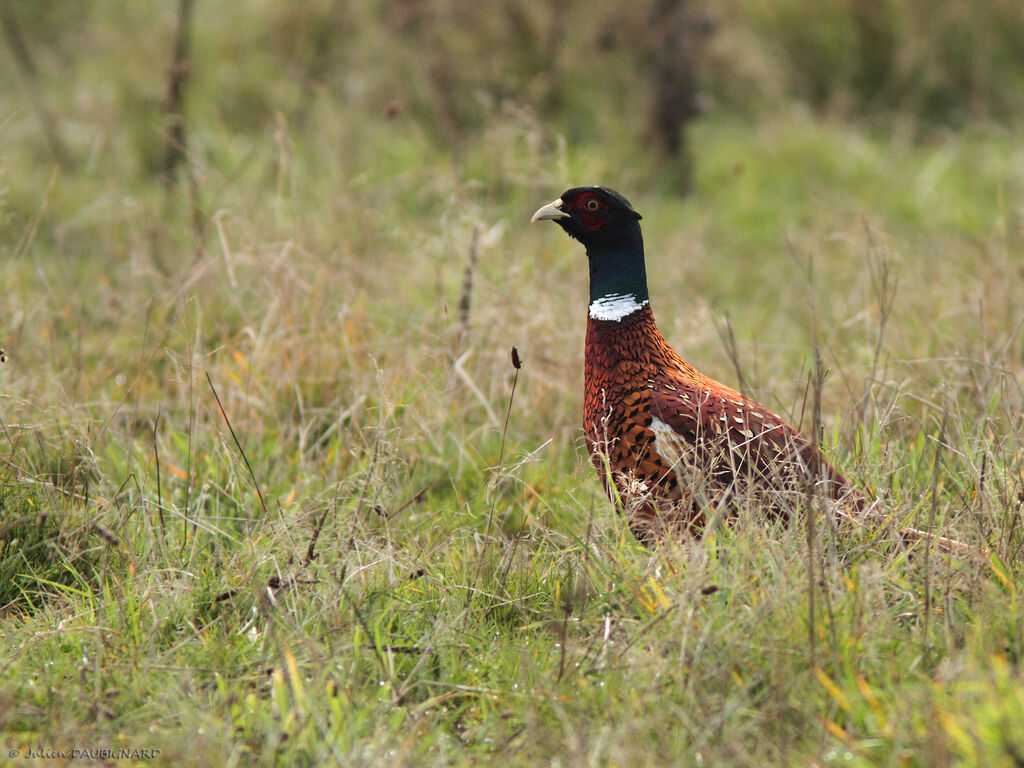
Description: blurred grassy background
xmin=2 ymin=1 xmax=1024 ymax=765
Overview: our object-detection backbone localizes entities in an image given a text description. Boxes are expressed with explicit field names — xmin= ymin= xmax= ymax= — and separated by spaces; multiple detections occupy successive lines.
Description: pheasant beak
xmin=531 ymin=198 xmax=570 ymax=223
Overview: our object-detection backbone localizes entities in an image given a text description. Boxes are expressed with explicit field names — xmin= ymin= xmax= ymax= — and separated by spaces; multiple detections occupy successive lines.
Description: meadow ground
xmin=3 ymin=4 xmax=1024 ymax=766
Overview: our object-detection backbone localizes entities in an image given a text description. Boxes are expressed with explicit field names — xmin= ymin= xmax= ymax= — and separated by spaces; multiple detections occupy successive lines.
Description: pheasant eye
xmin=585 ymin=198 xmax=601 ymax=212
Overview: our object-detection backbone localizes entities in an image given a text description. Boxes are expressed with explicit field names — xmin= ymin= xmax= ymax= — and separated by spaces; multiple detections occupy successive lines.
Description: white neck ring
xmin=588 ymin=293 xmax=648 ymax=322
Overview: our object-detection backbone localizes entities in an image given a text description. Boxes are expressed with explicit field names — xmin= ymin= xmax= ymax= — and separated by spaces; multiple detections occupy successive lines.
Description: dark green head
xmin=531 ymin=186 xmax=642 ymax=248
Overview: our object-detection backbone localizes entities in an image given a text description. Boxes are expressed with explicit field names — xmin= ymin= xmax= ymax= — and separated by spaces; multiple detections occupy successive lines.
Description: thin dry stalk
xmin=206 ymin=371 xmax=268 ymax=522
xmin=556 ymin=599 xmax=571 ymax=684
xmin=455 ymin=226 xmax=480 ymax=352
xmin=715 ymin=314 xmax=749 ymax=397
xmin=181 ymin=308 xmax=198 ymax=557
xmin=466 ymin=347 xmax=522 ymax=620
xmin=804 ymin=275 xmax=821 ymax=670
xmin=858 ymin=225 xmax=898 ymax=428
xmin=305 ymin=507 xmax=331 ymax=566
xmin=923 ymin=404 xmax=950 ymax=666
xmin=153 ymin=408 xmax=165 ymax=530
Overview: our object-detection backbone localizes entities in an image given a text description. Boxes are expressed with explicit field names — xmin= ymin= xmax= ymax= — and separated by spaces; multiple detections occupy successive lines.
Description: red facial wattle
xmin=567 ymin=193 xmax=608 ymax=230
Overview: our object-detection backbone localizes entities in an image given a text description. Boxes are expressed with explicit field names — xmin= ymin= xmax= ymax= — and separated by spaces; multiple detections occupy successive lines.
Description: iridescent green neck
xmin=586 ymin=224 xmax=649 ymax=321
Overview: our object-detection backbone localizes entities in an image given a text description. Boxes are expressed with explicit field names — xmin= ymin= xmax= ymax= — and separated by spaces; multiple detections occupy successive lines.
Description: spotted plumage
xmin=533 ymin=186 xmax=862 ymax=544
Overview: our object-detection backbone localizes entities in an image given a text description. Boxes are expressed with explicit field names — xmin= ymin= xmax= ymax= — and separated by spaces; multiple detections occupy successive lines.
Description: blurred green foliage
xmin=3 ymin=0 xmax=1023 ymax=182
xmin=735 ymin=0 xmax=1024 ymax=125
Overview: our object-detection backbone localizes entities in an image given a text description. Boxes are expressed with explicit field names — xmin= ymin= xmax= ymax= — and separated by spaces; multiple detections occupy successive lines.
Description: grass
xmin=3 ymin=4 xmax=1024 ymax=765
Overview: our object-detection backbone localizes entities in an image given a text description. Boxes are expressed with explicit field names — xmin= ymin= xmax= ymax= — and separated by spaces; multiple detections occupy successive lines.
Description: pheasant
xmin=531 ymin=185 xmax=866 ymax=544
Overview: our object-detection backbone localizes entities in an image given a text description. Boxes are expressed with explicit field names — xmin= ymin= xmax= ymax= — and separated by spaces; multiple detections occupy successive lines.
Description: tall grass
xmin=2 ymin=2 xmax=1024 ymax=765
